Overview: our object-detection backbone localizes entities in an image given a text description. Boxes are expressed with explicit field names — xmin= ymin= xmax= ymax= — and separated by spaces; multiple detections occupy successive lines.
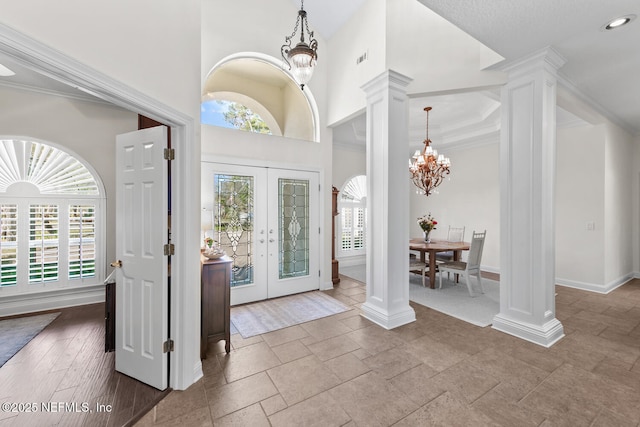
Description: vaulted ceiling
xmin=3 ymin=0 xmax=636 ymax=149
xmin=328 ymin=0 xmax=639 ymax=149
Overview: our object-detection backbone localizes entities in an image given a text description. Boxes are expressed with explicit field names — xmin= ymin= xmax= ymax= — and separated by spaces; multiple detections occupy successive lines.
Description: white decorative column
xmin=360 ymin=70 xmax=416 ymax=329
xmin=492 ymin=48 xmax=565 ymax=347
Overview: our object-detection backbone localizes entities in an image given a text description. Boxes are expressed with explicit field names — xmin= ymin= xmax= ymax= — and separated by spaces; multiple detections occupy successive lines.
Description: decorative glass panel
xmin=69 ymin=205 xmax=96 ymax=279
xmin=0 ymin=204 xmax=18 ymax=287
xmin=214 ymin=174 xmax=254 ymax=287
xmin=278 ymin=178 xmax=309 ymax=279
xmin=29 ymin=204 xmax=59 ymax=283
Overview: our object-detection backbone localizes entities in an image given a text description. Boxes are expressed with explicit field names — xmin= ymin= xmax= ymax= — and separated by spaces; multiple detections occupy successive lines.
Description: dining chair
xmin=435 ymin=225 xmax=465 ymax=279
xmin=409 ymin=254 xmax=428 ymax=287
xmin=435 ymin=226 xmax=465 ymax=261
xmin=438 ymin=230 xmax=486 ymax=297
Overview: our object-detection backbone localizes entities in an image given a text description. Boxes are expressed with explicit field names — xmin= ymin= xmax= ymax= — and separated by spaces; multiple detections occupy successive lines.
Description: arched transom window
xmin=0 ymin=138 xmax=104 ymax=294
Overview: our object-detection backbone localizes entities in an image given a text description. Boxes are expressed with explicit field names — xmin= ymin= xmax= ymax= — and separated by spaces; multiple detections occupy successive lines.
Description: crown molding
xmin=556 ymin=72 xmax=636 ymax=136
xmin=0 ymin=80 xmax=123 ymax=108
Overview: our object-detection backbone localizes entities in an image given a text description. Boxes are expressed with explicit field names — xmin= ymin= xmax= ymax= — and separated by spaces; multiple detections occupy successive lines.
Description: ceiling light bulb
xmin=604 ymin=14 xmax=636 ymax=30
xmin=0 ymin=64 xmax=15 ymax=77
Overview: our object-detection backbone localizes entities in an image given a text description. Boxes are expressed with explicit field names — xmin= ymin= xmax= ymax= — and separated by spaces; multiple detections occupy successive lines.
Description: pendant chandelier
xmin=409 ymin=107 xmax=451 ymax=196
xmin=281 ymin=0 xmax=318 ymax=90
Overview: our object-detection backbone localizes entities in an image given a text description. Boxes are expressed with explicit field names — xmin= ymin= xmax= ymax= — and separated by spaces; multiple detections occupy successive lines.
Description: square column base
xmin=361 ymin=302 xmax=415 ymax=330
xmin=492 ymin=313 xmax=564 ymax=347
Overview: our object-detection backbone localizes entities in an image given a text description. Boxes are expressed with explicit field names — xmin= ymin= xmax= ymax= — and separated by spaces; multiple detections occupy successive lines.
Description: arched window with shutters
xmin=0 ymin=138 xmax=105 ymax=294
xmin=338 ymin=175 xmax=367 ymax=259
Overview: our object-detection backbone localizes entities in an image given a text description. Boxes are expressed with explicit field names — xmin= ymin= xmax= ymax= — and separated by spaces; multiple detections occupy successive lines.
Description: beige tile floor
xmin=136 ymin=276 xmax=640 ymax=426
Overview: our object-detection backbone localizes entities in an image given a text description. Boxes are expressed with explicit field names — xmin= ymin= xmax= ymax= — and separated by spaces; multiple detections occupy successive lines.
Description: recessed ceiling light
xmin=603 ymin=14 xmax=636 ymax=30
xmin=0 ymin=63 xmax=15 ymax=77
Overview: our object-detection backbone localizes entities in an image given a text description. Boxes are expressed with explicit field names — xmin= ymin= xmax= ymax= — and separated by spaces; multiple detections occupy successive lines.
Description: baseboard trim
xmin=0 ymin=285 xmax=105 ymax=317
xmin=556 ymin=273 xmax=634 ymax=294
xmin=337 ymin=255 xmax=365 ymax=268
xmin=321 ymin=281 xmax=335 ymax=291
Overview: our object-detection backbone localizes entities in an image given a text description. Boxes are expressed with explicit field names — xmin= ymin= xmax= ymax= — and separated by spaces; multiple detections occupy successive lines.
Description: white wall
xmin=386 ymin=0 xmax=506 ymax=95
xmin=325 ymin=0 xmax=506 ymax=127
xmin=0 ymin=87 xmax=138 ymax=274
xmin=2 ymin=1 xmax=200 ymax=120
xmin=634 ymin=135 xmax=640 ymax=276
xmin=326 ymin=0 xmax=387 ymax=126
xmin=202 ymin=125 xmax=323 ymax=167
xmin=332 ymin=144 xmax=367 ymax=266
xmin=410 ymin=140 xmax=501 ymax=272
xmin=604 ymin=123 xmax=634 ymax=286
xmin=332 ymin=145 xmax=366 ymax=191
xmin=555 ymin=125 xmax=606 ymax=287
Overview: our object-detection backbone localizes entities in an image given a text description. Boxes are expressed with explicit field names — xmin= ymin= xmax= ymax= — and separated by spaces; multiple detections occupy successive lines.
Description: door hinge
xmin=163 ymin=339 xmax=174 ymax=353
xmin=319 ymin=270 xmax=321 ymax=277
xmin=164 ymin=243 xmax=175 ymax=256
xmin=319 ymin=227 xmax=321 ymax=234
xmin=164 ymin=148 xmax=175 ymax=160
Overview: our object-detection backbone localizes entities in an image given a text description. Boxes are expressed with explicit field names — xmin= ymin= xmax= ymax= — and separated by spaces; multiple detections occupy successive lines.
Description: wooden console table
xmin=201 ymin=254 xmax=231 ymax=359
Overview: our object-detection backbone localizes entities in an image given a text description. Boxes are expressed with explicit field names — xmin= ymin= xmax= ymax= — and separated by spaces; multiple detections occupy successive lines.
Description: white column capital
xmin=497 ymin=46 xmax=567 ymax=79
xmin=361 ymin=69 xmax=413 ymax=95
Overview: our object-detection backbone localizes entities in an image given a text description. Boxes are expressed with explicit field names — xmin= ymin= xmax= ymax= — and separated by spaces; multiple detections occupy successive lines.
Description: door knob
xmin=110 ymin=260 xmax=122 ymax=268
xmin=269 ymin=238 xmax=275 ymax=243
xmin=259 ymin=239 xmax=265 ymax=243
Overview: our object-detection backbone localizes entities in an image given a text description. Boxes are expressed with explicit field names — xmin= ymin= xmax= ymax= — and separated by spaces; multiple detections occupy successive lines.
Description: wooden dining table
xmin=409 ymin=238 xmax=470 ymax=289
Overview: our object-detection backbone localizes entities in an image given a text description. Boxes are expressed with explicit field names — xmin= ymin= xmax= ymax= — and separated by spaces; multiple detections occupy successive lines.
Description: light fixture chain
xmin=425 ymin=108 xmax=429 ymax=141
xmin=286 ymin=15 xmax=301 ymax=41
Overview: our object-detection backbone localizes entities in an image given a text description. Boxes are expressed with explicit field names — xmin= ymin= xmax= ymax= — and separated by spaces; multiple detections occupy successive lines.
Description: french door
xmin=201 ymin=163 xmax=319 ymax=305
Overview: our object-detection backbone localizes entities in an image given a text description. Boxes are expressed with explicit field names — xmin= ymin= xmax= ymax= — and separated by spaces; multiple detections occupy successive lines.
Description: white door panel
xmin=115 ymin=126 xmax=168 ymax=390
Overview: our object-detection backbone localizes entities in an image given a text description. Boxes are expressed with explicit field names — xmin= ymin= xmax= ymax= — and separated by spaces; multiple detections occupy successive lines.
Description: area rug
xmin=231 ymin=291 xmax=352 ymax=338
xmin=0 ymin=312 xmax=60 ymax=367
xmin=409 ymin=274 xmax=500 ymax=327
xmin=342 ymin=264 xmax=499 ymax=327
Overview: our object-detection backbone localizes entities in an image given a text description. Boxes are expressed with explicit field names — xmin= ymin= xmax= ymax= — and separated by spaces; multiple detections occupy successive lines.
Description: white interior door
xmin=115 ymin=126 xmax=168 ymax=390
xmin=202 ymin=163 xmax=319 ymax=305
xmin=267 ymin=168 xmax=319 ymax=298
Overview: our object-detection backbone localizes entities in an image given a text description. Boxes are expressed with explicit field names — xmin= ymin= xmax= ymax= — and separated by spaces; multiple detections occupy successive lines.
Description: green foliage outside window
xmin=218 ymin=101 xmax=271 ymax=135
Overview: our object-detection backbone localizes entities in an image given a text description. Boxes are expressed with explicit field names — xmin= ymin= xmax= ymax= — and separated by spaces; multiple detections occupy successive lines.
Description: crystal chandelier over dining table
xmin=409 ymin=107 xmax=451 ymax=196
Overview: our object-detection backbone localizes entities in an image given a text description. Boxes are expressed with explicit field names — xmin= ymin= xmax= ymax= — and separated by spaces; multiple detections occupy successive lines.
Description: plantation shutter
xmin=0 ymin=204 xmax=18 ymax=287
xmin=68 ymin=205 xmax=96 ymax=279
xmin=29 ymin=204 xmax=59 ymax=283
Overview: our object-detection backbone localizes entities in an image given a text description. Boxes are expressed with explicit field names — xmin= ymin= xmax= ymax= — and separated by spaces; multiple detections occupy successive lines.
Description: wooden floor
xmin=0 ymin=303 xmax=168 ymax=427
